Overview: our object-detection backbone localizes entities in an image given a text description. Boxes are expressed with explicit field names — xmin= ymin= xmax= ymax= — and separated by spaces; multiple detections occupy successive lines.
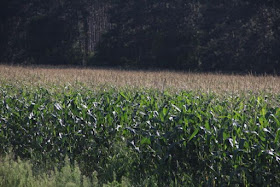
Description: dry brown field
xmin=1 ymin=64 xmax=280 ymax=94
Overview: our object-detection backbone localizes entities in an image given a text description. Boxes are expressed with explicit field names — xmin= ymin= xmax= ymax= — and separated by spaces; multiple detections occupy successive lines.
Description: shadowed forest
xmin=1 ymin=0 xmax=280 ymax=73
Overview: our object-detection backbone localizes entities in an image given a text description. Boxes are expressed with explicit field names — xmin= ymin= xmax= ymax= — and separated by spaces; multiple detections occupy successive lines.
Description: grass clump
xmin=0 ymin=154 xmax=99 ymax=187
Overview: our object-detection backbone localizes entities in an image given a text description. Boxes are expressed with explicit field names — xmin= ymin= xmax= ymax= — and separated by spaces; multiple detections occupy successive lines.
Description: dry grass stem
xmin=1 ymin=65 xmax=280 ymax=94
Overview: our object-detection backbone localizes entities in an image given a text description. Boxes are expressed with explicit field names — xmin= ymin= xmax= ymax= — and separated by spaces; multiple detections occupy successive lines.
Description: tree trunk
xmin=83 ymin=15 xmax=89 ymax=66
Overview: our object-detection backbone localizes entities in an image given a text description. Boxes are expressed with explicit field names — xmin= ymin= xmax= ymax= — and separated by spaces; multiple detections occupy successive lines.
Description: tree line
xmin=1 ymin=0 xmax=280 ymax=73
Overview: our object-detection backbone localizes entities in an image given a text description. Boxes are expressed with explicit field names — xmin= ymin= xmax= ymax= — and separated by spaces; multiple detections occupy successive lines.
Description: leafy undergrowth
xmin=0 ymin=84 xmax=280 ymax=186
xmin=0 ymin=154 xmax=134 ymax=187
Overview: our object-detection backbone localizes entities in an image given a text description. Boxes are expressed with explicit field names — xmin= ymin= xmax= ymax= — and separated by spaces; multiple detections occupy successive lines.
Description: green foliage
xmin=0 ymin=154 xmax=97 ymax=187
xmin=0 ymin=84 xmax=280 ymax=185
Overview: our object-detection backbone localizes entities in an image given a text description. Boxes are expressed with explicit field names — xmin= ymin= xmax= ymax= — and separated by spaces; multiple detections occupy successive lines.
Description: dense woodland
xmin=1 ymin=0 xmax=280 ymax=73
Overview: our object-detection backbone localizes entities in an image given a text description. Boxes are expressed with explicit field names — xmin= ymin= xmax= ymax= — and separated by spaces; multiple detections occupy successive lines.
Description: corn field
xmin=1 ymin=66 xmax=280 ymax=186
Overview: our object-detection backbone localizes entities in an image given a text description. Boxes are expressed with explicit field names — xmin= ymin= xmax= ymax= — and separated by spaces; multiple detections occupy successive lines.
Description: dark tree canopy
xmin=0 ymin=0 xmax=280 ymax=74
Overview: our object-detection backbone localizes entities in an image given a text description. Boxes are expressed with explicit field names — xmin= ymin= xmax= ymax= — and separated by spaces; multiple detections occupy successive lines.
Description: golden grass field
xmin=1 ymin=64 xmax=280 ymax=94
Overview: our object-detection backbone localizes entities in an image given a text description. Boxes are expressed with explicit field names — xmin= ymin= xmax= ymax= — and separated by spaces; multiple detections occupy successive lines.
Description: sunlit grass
xmin=1 ymin=64 xmax=280 ymax=94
